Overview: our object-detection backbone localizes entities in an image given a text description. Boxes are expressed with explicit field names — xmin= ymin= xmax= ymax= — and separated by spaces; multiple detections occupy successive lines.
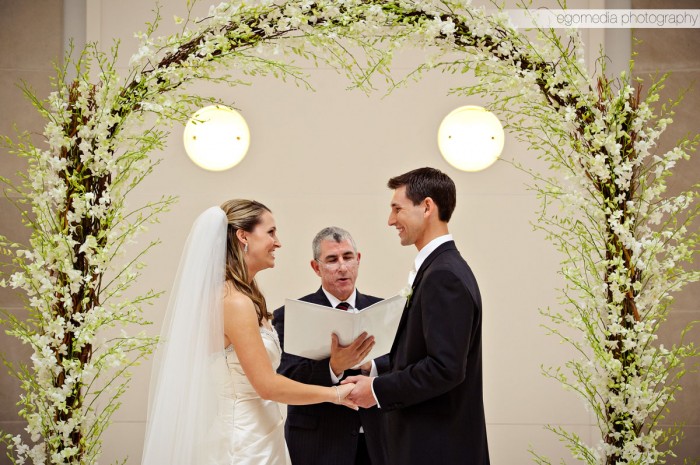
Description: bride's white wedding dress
xmin=207 ymin=326 xmax=291 ymax=465
xmin=142 ymin=208 xmax=293 ymax=465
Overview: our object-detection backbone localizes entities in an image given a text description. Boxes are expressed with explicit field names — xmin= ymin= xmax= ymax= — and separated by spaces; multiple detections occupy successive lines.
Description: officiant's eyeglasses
xmin=316 ymin=256 xmax=358 ymax=271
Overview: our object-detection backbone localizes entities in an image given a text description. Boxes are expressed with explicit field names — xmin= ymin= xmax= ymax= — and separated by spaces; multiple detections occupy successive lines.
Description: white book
xmin=283 ymin=294 xmax=407 ymax=365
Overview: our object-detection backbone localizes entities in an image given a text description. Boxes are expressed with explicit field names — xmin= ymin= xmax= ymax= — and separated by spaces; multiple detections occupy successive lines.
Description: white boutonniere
xmin=399 ymin=284 xmax=413 ymax=307
xmin=399 ymin=268 xmax=416 ymax=306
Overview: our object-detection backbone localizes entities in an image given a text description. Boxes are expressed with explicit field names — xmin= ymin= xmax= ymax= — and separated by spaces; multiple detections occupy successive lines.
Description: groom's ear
xmin=423 ymin=197 xmax=437 ymax=218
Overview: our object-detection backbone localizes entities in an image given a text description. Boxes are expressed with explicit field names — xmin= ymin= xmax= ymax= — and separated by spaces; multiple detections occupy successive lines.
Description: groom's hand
xmin=342 ymin=375 xmax=378 ymax=408
xmin=330 ymin=332 xmax=375 ymax=376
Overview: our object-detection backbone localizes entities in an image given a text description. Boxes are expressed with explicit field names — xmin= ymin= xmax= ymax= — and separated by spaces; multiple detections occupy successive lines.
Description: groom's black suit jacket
xmin=373 ymin=241 xmax=490 ymax=464
xmin=272 ymin=288 xmax=389 ymax=465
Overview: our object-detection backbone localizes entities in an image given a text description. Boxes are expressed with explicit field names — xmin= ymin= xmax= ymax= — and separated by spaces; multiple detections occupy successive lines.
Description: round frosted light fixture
xmin=437 ymin=105 xmax=504 ymax=172
xmin=183 ymin=105 xmax=250 ymax=171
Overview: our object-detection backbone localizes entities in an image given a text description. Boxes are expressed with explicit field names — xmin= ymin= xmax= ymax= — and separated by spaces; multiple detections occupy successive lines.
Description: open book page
xmin=283 ymin=295 xmax=407 ymax=364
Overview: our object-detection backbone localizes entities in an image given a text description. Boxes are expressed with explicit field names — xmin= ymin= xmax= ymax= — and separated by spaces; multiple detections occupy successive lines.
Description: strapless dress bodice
xmin=208 ymin=325 xmax=290 ymax=464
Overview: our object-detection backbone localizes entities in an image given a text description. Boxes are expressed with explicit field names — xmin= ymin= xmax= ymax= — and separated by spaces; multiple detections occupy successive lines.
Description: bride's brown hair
xmin=220 ymin=199 xmax=272 ymax=325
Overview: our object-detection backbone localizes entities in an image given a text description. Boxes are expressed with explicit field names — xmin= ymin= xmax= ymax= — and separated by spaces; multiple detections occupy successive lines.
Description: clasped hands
xmin=330 ymin=332 xmax=379 ymax=410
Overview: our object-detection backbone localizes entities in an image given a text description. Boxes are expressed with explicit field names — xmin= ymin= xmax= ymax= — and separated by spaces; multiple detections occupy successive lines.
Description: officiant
xmin=272 ymin=227 xmax=389 ymax=465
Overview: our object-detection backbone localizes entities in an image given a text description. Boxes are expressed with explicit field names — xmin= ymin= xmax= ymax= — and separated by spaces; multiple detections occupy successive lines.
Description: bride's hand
xmin=333 ymin=384 xmax=359 ymax=410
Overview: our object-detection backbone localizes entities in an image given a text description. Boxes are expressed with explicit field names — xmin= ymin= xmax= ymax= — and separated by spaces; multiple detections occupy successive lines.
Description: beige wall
xmin=0 ymin=0 xmax=64 ymax=457
xmin=0 ymin=1 xmax=697 ymax=464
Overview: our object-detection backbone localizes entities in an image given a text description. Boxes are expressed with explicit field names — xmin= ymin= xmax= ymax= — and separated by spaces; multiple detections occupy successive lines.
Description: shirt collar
xmin=322 ymin=287 xmax=357 ymax=309
xmin=414 ymin=234 xmax=453 ymax=273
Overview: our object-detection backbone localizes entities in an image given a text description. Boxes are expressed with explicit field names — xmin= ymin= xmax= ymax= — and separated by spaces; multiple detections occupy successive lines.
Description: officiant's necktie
xmin=336 ymin=301 xmax=350 ymax=311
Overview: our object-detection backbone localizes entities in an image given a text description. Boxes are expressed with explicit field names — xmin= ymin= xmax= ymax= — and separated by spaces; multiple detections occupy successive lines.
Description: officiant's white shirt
xmin=322 ymin=287 xmax=357 ymax=311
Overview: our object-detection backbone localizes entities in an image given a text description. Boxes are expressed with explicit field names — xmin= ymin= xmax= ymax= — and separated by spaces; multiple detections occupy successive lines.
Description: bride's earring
xmin=244 ymin=243 xmax=248 ymax=254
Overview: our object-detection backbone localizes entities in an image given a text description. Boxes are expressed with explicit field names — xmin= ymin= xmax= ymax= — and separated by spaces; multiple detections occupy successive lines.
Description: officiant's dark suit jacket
xmin=272 ymin=288 xmax=390 ymax=465
xmin=372 ymin=241 xmax=490 ymax=464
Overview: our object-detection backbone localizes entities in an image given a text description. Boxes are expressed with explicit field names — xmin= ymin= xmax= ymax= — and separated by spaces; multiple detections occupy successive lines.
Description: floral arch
xmin=0 ymin=1 xmax=697 ymax=464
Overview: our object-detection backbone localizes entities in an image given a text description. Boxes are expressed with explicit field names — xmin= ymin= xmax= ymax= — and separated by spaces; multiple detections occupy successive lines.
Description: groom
xmin=345 ymin=167 xmax=490 ymax=464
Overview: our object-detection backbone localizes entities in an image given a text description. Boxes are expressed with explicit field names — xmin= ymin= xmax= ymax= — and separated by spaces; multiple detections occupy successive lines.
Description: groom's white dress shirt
xmin=411 ymin=234 xmax=453 ymax=283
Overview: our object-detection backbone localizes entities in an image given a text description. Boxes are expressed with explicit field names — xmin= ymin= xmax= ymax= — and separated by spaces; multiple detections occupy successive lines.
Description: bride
xmin=141 ymin=200 xmax=356 ymax=464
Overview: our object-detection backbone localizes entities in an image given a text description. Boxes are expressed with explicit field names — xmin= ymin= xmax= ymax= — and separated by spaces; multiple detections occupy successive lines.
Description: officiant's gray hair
xmin=312 ymin=226 xmax=357 ymax=260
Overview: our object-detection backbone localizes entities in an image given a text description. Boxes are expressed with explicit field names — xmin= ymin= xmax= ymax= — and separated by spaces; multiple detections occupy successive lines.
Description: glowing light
xmin=183 ymin=105 xmax=250 ymax=171
xmin=437 ymin=105 xmax=504 ymax=172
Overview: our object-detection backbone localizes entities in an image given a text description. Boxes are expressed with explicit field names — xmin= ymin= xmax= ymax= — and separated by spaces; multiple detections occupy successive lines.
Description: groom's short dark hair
xmin=387 ymin=167 xmax=456 ymax=222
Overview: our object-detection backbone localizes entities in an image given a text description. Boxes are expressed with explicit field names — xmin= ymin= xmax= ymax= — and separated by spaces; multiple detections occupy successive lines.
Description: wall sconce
xmin=183 ymin=105 xmax=250 ymax=171
xmin=437 ymin=105 xmax=504 ymax=172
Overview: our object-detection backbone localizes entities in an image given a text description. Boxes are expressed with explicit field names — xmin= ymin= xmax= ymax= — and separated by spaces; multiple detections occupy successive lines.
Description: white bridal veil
xmin=141 ymin=206 xmax=228 ymax=464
